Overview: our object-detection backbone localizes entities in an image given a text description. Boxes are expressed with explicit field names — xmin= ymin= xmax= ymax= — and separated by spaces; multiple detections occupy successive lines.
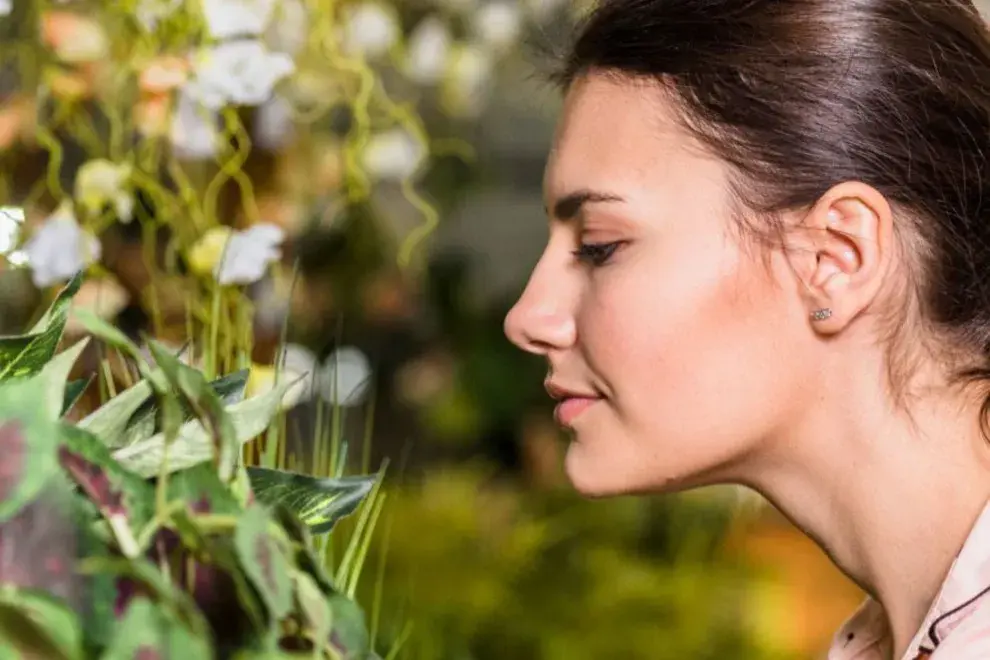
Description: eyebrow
xmin=547 ymin=189 xmax=625 ymax=220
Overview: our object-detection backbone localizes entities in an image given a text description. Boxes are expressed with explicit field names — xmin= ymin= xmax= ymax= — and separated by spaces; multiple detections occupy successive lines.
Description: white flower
xmin=187 ymin=40 xmax=295 ymax=110
xmin=405 ymin=16 xmax=451 ymax=85
xmin=216 ymin=223 xmax=285 ymax=285
xmin=170 ymin=86 xmax=220 ymax=160
xmin=246 ymin=343 xmax=319 ymax=409
xmin=0 ymin=206 xmax=24 ymax=255
xmin=254 ymin=94 xmax=294 ymax=150
xmin=0 ymin=0 xmax=11 ymax=17
xmin=278 ymin=342 xmax=319 ymax=402
xmin=318 ymin=346 xmax=372 ymax=407
xmin=135 ymin=0 xmax=182 ymax=31
xmin=341 ymin=2 xmax=400 ymax=60
xmin=362 ymin=128 xmax=427 ymax=180
xmin=203 ymin=0 xmax=276 ymax=40
xmin=23 ymin=203 xmax=102 ymax=288
xmin=266 ymin=0 xmax=308 ymax=55
xmin=441 ymin=44 xmax=494 ymax=117
xmin=74 ymin=159 xmax=133 ymax=223
xmin=471 ymin=2 xmax=522 ymax=51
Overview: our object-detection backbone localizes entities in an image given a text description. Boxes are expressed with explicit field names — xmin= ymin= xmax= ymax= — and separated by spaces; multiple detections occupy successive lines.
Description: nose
xmin=504 ymin=275 xmax=577 ymax=356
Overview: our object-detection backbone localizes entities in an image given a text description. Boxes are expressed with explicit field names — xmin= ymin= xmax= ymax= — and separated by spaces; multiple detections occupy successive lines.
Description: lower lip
xmin=554 ymin=397 xmax=601 ymax=427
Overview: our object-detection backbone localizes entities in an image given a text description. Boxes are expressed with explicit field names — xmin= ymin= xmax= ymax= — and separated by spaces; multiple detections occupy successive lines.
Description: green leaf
xmin=247 ymin=468 xmax=377 ymax=534
xmin=166 ymin=463 xmax=241 ymax=516
xmin=111 ymin=369 xmax=249 ymax=451
xmin=112 ymin=380 xmax=291 ymax=478
xmin=0 ymin=275 xmax=83 ymax=382
xmin=210 ymin=369 xmax=249 ymax=406
xmin=100 ymin=597 xmax=211 ymax=660
xmin=234 ymin=505 xmax=292 ymax=621
xmin=58 ymin=424 xmax=155 ymax=533
xmin=58 ymin=446 xmax=141 ymax=558
xmin=38 ymin=338 xmax=90 ymax=420
xmin=71 ymin=308 xmax=146 ymax=368
xmin=147 ymin=340 xmax=239 ymax=482
xmin=78 ymin=379 xmax=155 ymax=449
xmin=29 ymin=273 xmax=84 ymax=334
xmin=62 ymin=377 xmax=93 ymax=417
xmin=292 ymin=570 xmax=331 ymax=651
xmin=269 ymin=505 xmax=336 ymax=594
xmin=79 ymin=557 xmax=210 ymax=639
xmin=0 ymin=378 xmax=60 ymax=523
xmin=326 ymin=592 xmax=370 ymax=660
xmin=0 ymin=587 xmax=83 ymax=660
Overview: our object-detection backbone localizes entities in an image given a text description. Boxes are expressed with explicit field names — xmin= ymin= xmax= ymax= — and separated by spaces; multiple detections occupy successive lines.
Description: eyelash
xmin=572 ymin=241 xmax=624 ymax=266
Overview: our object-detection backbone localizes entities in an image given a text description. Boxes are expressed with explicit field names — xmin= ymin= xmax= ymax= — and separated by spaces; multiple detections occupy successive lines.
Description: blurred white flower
xmin=217 ymin=223 xmax=285 ymax=285
xmin=442 ymin=44 xmax=494 ymax=117
xmin=246 ymin=343 xmax=318 ymax=409
xmin=266 ymin=0 xmax=308 ymax=55
xmin=135 ymin=0 xmax=182 ymax=31
xmin=471 ymin=2 xmax=522 ymax=51
xmin=203 ymin=0 xmax=276 ymax=39
xmin=318 ymin=346 xmax=372 ymax=407
xmin=23 ymin=202 xmax=101 ymax=288
xmin=170 ymin=87 xmax=220 ymax=160
xmin=0 ymin=0 xmax=11 ymax=17
xmin=187 ymin=40 xmax=295 ymax=110
xmin=254 ymin=94 xmax=295 ymax=150
xmin=341 ymin=2 xmax=400 ymax=59
xmin=74 ymin=159 xmax=133 ymax=223
xmin=0 ymin=206 xmax=24 ymax=255
xmin=405 ymin=16 xmax=451 ymax=85
xmin=362 ymin=128 xmax=427 ymax=180
xmin=279 ymin=342 xmax=319 ymax=401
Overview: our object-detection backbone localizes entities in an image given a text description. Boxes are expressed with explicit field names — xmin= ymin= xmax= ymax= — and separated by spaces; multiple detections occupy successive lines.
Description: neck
xmin=740 ymin=363 xmax=990 ymax=659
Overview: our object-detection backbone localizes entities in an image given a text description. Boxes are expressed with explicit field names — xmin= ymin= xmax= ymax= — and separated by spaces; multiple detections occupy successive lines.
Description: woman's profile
xmin=503 ymin=0 xmax=990 ymax=658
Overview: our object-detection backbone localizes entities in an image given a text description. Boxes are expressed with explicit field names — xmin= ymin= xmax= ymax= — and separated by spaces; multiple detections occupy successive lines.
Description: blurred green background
xmin=0 ymin=0 xmax=871 ymax=657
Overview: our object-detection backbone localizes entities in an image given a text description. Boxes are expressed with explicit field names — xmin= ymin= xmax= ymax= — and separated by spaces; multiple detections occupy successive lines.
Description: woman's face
xmin=504 ymin=73 xmax=818 ymax=497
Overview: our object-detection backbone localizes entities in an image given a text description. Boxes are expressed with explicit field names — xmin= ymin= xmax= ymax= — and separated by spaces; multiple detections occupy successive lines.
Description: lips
xmin=554 ymin=396 xmax=601 ymax=426
xmin=545 ymin=380 xmax=602 ymax=427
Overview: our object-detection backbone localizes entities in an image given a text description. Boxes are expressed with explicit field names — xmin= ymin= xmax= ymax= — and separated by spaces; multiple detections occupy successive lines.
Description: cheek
xmin=576 ymin=242 xmax=793 ymax=464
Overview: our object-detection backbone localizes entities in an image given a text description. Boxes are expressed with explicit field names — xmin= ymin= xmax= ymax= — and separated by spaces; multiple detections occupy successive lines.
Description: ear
xmin=788 ymin=181 xmax=895 ymax=333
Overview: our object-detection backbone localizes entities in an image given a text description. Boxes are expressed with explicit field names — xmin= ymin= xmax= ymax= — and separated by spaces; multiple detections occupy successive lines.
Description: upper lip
xmin=544 ymin=380 xmax=601 ymax=401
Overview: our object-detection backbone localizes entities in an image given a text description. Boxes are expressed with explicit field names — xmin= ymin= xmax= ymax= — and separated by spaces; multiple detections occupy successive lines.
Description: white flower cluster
xmin=352 ymin=0 xmax=572 ymax=181
xmin=167 ymin=0 xmax=302 ymax=160
xmin=249 ymin=343 xmax=374 ymax=410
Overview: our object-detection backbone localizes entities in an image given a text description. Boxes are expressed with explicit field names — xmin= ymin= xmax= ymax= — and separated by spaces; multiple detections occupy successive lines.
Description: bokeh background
xmin=4 ymin=0 xmax=961 ymax=657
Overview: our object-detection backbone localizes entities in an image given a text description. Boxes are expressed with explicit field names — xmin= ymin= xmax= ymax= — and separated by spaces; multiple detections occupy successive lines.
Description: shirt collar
xmin=830 ymin=498 xmax=990 ymax=660
xmin=906 ymin=498 xmax=990 ymax=656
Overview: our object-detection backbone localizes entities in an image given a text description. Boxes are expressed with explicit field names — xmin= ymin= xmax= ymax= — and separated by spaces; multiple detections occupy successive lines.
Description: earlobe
xmin=800 ymin=183 xmax=892 ymax=329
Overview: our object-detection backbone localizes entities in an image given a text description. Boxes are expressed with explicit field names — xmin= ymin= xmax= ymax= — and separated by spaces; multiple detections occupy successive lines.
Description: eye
xmin=572 ymin=241 xmax=624 ymax=266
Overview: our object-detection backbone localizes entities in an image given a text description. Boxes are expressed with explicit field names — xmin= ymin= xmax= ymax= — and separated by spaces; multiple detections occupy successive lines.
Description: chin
xmin=563 ymin=442 xmax=651 ymax=498
xmin=563 ymin=439 xmax=718 ymax=498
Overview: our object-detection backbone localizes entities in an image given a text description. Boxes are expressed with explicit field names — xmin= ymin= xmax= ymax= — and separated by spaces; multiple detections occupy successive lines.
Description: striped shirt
xmin=828 ymin=501 xmax=990 ymax=659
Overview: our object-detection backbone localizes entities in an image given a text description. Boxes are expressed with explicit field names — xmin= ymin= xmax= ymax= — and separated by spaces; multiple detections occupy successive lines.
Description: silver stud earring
xmin=810 ymin=308 xmax=832 ymax=322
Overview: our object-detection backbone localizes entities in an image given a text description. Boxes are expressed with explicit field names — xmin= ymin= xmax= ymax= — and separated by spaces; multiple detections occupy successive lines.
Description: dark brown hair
xmin=552 ymin=0 xmax=990 ymax=441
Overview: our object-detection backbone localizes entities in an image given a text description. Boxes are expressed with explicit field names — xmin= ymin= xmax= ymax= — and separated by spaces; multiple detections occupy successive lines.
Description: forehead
xmin=545 ymin=73 xmax=714 ymax=202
